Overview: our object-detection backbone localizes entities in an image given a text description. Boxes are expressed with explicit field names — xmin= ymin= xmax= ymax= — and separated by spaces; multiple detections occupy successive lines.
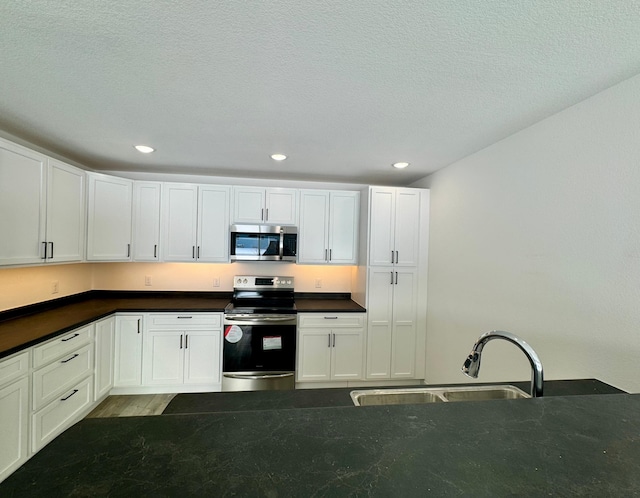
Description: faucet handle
xmin=462 ymin=351 xmax=481 ymax=377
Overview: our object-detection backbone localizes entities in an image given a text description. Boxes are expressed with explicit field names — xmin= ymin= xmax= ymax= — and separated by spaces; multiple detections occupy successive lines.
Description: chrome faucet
xmin=461 ymin=330 xmax=544 ymax=397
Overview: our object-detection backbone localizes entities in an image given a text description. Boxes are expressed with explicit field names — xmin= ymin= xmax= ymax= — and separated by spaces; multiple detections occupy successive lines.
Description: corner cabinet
xmin=86 ymin=173 xmax=133 ymax=261
xmin=296 ymin=314 xmax=366 ymax=383
xmin=298 ymin=190 xmax=359 ymax=265
xmin=0 ymin=138 xmax=85 ymax=266
xmin=232 ymin=186 xmax=298 ymax=225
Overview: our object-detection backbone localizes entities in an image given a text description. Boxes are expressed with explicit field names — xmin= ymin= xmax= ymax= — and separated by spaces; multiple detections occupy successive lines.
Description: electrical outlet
xmin=213 ymin=277 xmax=220 ymax=287
xmin=51 ymin=281 xmax=59 ymax=294
xmin=145 ymin=275 xmax=152 ymax=286
xmin=315 ymin=278 xmax=322 ymax=288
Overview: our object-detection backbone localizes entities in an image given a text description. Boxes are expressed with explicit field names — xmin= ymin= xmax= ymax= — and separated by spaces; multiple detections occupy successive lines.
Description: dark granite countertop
xmin=0 ymin=291 xmax=364 ymax=358
xmin=2 ymin=389 xmax=639 ymax=496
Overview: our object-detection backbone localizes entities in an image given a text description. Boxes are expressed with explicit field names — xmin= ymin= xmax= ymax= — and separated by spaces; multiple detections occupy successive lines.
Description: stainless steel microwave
xmin=230 ymin=225 xmax=297 ymax=262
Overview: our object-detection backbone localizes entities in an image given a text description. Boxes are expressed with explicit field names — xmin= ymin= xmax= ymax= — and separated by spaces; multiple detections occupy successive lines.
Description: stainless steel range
xmin=222 ymin=275 xmax=297 ymax=391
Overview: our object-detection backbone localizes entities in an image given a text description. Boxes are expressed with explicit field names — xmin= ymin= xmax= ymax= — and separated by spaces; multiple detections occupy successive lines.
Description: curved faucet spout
xmin=461 ymin=330 xmax=544 ymax=397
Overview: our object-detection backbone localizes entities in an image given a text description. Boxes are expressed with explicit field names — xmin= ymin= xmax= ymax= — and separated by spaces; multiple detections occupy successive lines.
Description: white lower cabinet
xmin=113 ymin=315 xmax=144 ymax=388
xmin=366 ymin=267 xmax=418 ymax=379
xmin=30 ymin=324 xmax=96 ymax=453
xmin=94 ymin=316 xmax=115 ymax=401
xmin=296 ymin=314 xmax=365 ymax=382
xmin=143 ymin=314 xmax=222 ymax=390
xmin=0 ymin=352 xmax=30 ymax=484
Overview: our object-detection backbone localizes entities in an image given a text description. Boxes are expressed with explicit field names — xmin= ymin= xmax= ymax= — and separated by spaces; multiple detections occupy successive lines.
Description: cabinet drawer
xmin=298 ymin=313 xmax=365 ymax=328
xmin=32 ymin=376 xmax=93 ymax=453
xmin=0 ymin=351 xmax=29 ymax=388
xmin=148 ymin=313 xmax=222 ymax=328
xmin=33 ymin=325 xmax=92 ymax=368
xmin=33 ymin=344 xmax=93 ymax=411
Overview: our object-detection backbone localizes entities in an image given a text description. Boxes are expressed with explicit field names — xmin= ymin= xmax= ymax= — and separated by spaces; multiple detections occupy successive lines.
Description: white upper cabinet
xmin=0 ymin=138 xmax=85 ymax=266
xmin=298 ymin=190 xmax=359 ymax=265
xmin=132 ymin=182 xmax=161 ymax=261
xmin=197 ymin=185 xmax=230 ymax=262
xmin=232 ymin=186 xmax=297 ymax=225
xmin=86 ymin=173 xmax=133 ymax=261
xmin=369 ymin=187 xmax=421 ymax=267
xmin=162 ymin=183 xmax=230 ymax=262
xmin=0 ymin=139 xmax=47 ymax=266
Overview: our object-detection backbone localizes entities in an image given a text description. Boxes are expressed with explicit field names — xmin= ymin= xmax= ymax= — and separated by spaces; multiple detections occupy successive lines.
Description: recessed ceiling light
xmin=392 ymin=162 xmax=409 ymax=169
xmin=271 ymin=153 xmax=287 ymax=161
xmin=134 ymin=145 xmax=155 ymax=153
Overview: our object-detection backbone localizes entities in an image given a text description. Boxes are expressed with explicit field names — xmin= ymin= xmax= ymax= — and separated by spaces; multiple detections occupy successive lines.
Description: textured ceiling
xmin=1 ymin=1 xmax=640 ymax=186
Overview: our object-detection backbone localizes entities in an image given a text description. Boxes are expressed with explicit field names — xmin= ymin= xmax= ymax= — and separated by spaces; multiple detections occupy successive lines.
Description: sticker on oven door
xmin=224 ymin=325 xmax=243 ymax=343
xmin=263 ymin=336 xmax=282 ymax=350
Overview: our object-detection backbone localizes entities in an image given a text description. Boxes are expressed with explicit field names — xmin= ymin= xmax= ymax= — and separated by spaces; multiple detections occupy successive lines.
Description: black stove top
xmin=225 ymin=275 xmax=296 ymax=315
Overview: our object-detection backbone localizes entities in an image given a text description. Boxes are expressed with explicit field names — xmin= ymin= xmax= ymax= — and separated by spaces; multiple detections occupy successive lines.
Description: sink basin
xmin=351 ymin=389 xmax=446 ymax=406
xmin=440 ymin=385 xmax=530 ymax=402
xmin=350 ymin=385 xmax=530 ymax=406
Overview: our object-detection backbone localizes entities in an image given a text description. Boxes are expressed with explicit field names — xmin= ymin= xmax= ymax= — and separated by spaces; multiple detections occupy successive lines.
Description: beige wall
xmin=0 ymin=264 xmax=93 ymax=311
xmin=413 ymin=73 xmax=640 ymax=393
xmin=0 ymin=262 xmax=354 ymax=311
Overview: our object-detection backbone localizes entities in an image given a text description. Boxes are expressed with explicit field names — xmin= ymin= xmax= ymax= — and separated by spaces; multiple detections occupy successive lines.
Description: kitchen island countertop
xmin=1 ymin=388 xmax=639 ymax=496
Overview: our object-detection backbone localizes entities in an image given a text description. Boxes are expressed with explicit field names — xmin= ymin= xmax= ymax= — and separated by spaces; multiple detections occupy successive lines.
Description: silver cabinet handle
xmin=261 ymin=208 xmax=264 ymax=221
xmin=61 ymin=389 xmax=78 ymax=401
xmin=61 ymin=353 xmax=79 ymax=364
xmin=61 ymin=333 xmax=80 ymax=342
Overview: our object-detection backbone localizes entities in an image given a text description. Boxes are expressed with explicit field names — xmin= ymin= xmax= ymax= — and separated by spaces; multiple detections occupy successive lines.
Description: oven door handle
xmin=223 ymin=373 xmax=295 ymax=380
xmin=224 ymin=316 xmax=296 ymax=323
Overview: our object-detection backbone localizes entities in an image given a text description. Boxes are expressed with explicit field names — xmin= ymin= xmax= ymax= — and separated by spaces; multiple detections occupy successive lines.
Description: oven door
xmin=222 ymin=315 xmax=296 ymax=391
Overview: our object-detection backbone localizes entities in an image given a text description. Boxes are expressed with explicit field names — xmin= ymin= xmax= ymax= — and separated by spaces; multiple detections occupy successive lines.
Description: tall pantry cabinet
xmin=363 ymin=187 xmax=429 ymax=380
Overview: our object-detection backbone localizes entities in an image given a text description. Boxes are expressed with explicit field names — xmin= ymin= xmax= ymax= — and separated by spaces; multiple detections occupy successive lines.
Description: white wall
xmin=413 ymin=73 xmax=640 ymax=393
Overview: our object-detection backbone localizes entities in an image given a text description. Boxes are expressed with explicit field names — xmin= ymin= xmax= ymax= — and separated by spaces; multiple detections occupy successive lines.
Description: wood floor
xmin=85 ymin=394 xmax=176 ymax=418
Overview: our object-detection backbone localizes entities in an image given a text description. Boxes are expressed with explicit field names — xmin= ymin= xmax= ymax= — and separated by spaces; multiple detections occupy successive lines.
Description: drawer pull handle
xmin=61 ymin=353 xmax=79 ymax=363
xmin=61 ymin=333 xmax=80 ymax=342
xmin=177 ymin=316 xmax=193 ymax=319
xmin=324 ymin=317 xmax=338 ymax=319
xmin=61 ymin=389 xmax=79 ymax=401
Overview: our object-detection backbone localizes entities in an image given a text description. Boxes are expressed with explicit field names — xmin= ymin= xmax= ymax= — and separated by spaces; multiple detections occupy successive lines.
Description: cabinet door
xmin=94 ymin=317 xmax=115 ymax=400
xmin=393 ymin=189 xmax=421 ymax=267
xmin=298 ymin=190 xmax=329 ymax=264
xmin=331 ymin=329 xmax=364 ymax=380
xmin=46 ymin=159 xmax=85 ymax=263
xmin=132 ymin=182 xmax=161 ymax=261
xmin=0 ymin=138 xmax=46 ymax=266
xmin=197 ymin=186 xmax=230 ymax=262
xmin=390 ymin=269 xmax=418 ymax=378
xmin=366 ymin=267 xmax=394 ymax=379
xmin=86 ymin=173 xmax=133 ymax=261
xmin=328 ymin=191 xmax=359 ymax=265
xmin=162 ymin=183 xmax=198 ymax=261
xmin=183 ymin=330 xmax=221 ymax=384
xmin=265 ymin=188 xmax=297 ymax=225
xmin=296 ymin=329 xmax=332 ymax=382
xmin=0 ymin=377 xmax=29 ymax=483
xmin=114 ymin=316 xmax=143 ymax=387
xmin=368 ymin=187 xmax=395 ymax=266
xmin=143 ymin=330 xmax=184 ymax=385
xmin=232 ymin=187 xmax=265 ymax=223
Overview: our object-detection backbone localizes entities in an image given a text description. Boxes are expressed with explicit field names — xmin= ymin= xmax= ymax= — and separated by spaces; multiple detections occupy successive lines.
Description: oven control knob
xmin=243 ymin=278 xmax=248 ymax=284
xmin=287 ymin=280 xmax=291 ymax=284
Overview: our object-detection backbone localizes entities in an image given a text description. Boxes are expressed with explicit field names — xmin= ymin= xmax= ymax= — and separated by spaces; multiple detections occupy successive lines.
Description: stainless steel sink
xmin=350 ymin=385 xmax=530 ymax=406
